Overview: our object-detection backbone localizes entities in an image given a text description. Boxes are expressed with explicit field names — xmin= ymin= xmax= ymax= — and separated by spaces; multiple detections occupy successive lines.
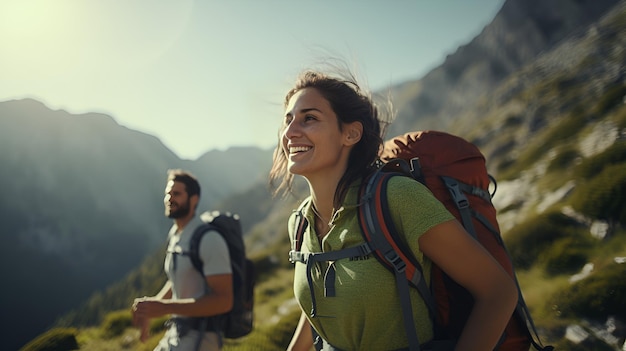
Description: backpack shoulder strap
xmin=189 ymin=223 xmax=214 ymax=276
xmin=289 ymin=197 xmax=311 ymax=261
xmin=357 ymin=168 xmax=435 ymax=351
xmin=358 ymin=169 xmax=436 ymax=313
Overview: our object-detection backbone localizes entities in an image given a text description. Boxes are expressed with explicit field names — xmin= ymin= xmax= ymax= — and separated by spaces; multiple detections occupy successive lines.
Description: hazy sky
xmin=1 ymin=0 xmax=505 ymax=160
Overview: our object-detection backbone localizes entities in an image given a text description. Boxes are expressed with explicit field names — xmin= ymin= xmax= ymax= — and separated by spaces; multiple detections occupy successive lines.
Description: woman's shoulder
xmin=384 ymin=173 xmax=455 ymax=231
xmin=384 ymin=173 xmax=444 ymax=207
xmin=386 ymin=174 xmax=430 ymax=194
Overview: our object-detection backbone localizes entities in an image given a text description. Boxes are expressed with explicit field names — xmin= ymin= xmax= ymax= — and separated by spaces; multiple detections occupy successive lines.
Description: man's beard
xmin=166 ymin=200 xmax=191 ymax=219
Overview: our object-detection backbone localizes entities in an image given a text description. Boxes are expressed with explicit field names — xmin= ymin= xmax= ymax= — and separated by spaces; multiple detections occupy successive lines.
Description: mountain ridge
xmin=0 ymin=97 xmax=274 ymax=350
xmin=385 ymin=0 xmax=621 ymax=139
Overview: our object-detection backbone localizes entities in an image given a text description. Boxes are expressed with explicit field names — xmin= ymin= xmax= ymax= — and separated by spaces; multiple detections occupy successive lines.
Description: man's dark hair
xmin=167 ymin=169 xmax=201 ymax=198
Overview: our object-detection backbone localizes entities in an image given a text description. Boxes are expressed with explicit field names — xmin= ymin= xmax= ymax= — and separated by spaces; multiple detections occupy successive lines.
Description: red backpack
xmin=289 ymin=130 xmax=553 ymax=350
xmin=360 ymin=130 xmax=551 ymax=350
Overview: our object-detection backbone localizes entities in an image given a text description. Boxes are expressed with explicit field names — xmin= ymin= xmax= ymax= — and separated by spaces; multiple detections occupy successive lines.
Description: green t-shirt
xmin=289 ymin=175 xmax=454 ymax=350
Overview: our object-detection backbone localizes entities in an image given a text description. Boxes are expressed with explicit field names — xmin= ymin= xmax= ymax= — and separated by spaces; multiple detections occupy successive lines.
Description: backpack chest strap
xmin=288 ymin=242 xmax=372 ymax=264
xmin=290 ymin=242 xmax=372 ymax=317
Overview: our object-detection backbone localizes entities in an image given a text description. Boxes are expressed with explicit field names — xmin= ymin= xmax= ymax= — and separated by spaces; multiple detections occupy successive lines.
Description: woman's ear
xmin=344 ymin=122 xmax=363 ymax=146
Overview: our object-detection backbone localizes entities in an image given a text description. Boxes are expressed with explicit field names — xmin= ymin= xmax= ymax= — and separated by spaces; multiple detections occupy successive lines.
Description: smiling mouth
xmin=289 ymin=146 xmax=312 ymax=154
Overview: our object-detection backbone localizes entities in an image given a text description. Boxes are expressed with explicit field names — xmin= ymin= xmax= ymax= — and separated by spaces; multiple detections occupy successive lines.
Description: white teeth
xmin=289 ymin=146 xmax=311 ymax=153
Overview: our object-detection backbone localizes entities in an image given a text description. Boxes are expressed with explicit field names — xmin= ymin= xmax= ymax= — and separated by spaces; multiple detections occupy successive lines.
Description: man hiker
xmin=132 ymin=169 xmax=233 ymax=351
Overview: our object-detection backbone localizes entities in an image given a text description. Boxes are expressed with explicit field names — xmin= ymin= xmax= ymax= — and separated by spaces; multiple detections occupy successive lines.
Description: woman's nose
xmin=283 ymin=120 xmax=301 ymax=139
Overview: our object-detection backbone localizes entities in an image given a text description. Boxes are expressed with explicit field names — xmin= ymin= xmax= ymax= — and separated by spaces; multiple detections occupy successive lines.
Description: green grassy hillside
xmin=22 ymin=98 xmax=626 ymax=351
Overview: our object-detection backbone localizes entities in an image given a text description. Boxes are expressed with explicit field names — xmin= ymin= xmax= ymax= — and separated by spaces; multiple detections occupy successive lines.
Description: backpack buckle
xmin=289 ymin=250 xmax=307 ymax=264
xmin=384 ymin=250 xmax=406 ymax=272
xmin=442 ymin=176 xmax=469 ymax=210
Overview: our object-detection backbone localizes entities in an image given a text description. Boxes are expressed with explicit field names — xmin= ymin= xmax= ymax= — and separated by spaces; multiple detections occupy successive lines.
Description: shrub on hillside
xmin=496 ymin=158 xmax=516 ymax=176
xmin=506 ymin=212 xmax=584 ymax=270
xmin=223 ymin=306 xmax=300 ymax=351
xmin=20 ymin=328 xmax=79 ymax=351
xmin=551 ymin=262 xmax=626 ymax=322
xmin=547 ymin=147 xmax=580 ymax=172
xmin=253 ymin=252 xmax=288 ymax=281
xmin=575 ymin=142 xmax=626 ymax=179
xmin=497 ymin=108 xmax=588 ymax=180
xmin=503 ymin=114 xmax=523 ymax=128
xmin=570 ymin=163 xmax=626 ymax=225
xmin=101 ymin=309 xmax=133 ymax=338
xmin=592 ymin=83 xmax=626 ymax=117
xmin=554 ymin=338 xmax=616 ymax=351
xmin=618 ymin=105 xmax=626 ymax=128
xmin=545 ymin=109 xmax=588 ymax=146
xmin=539 ymin=236 xmax=591 ymax=276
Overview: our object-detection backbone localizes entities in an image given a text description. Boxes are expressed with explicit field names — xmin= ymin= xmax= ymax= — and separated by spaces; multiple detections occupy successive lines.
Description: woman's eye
xmin=304 ymin=114 xmax=316 ymax=121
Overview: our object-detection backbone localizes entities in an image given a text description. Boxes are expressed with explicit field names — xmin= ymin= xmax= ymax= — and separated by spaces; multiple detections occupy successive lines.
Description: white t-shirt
xmin=164 ymin=216 xmax=232 ymax=304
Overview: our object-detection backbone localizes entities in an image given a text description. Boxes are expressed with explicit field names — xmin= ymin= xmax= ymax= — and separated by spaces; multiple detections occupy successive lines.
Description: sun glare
xmin=0 ymin=1 xmax=194 ymax=80
xmin=0 ymin=1 xmax=85 ymax=78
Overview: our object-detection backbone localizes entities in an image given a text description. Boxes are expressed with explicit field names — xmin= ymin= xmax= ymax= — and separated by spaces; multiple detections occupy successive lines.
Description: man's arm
xmin=133 ymin=273 xmax=233 ymax=319
xmin=132 ymin=280 xmax=173 ymax=342
xmin=180 ymin=273 xmax=234 ymax=316
xmin=154 ymin=280 xmax=172 ymax=300
xmin=133 ymin=229 xmax=233 ymax=320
